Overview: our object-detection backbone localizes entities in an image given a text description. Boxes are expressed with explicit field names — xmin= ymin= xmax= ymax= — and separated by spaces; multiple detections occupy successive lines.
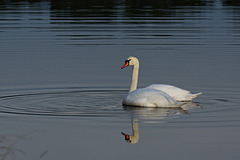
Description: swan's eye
xmin=121 ymin=59 xmax=131 ymax=69
xmin=126 ymin=59 xmax=131 ymax=63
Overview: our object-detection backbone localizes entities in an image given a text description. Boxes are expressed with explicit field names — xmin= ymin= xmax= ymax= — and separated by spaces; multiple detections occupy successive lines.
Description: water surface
xmin=0 ymin=0 xmax=240 ymax=160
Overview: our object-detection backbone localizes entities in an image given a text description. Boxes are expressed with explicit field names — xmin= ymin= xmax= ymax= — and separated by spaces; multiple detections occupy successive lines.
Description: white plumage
xmin=122 ymin=88 xmax=181 ymax=107
xmin=146 ymin=84 xmax=202 ymax=102
xmin=121 ymin=56 xmax=201 ymax=107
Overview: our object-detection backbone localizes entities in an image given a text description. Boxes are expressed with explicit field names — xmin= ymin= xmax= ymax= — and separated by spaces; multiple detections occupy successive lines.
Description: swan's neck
xmin=129 ymin=63 xmax=139 ymax=92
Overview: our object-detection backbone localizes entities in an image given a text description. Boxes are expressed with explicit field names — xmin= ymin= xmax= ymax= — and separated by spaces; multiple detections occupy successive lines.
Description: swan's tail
xmin=187 ymin=92 xmax=202 ymax=101
xmin=178 ymin=92 xmax=202 ymax=102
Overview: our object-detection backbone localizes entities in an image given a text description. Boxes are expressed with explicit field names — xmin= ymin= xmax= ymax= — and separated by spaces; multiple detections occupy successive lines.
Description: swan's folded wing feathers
xmin=146 ymin=84 xmax=200 ymax=101
xmin=122 ymin=88 xmax=180 ymax=107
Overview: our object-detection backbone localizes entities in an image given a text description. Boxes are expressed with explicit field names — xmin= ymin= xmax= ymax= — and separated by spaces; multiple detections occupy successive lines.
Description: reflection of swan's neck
xmin=121 ymin=119 xmax=139 ymax=144
xmin=131 ymin=119 xmax=139 ymax=143
xmin=129 ymin=63 xmax=139 ymax=92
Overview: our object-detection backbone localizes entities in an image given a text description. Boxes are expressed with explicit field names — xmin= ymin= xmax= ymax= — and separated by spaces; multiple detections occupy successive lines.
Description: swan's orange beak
xmin=121 ymin=132 xmax=130 ymax=140
xmin=121 ymin=61 xmax=129 ymax=69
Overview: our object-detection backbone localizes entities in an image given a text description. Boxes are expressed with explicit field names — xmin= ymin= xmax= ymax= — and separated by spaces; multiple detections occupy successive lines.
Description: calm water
xmin=0 ymin=0 xmax=240 ymax=159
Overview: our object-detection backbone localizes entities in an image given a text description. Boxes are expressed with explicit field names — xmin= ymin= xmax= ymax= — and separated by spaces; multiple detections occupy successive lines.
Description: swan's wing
xmin=122 ymin=88 xmax=180 ymax=107
xmin=146 ymin=84 xmax=201 ymax=101
xmin=147 ymin=84 xmax=190 ymax=96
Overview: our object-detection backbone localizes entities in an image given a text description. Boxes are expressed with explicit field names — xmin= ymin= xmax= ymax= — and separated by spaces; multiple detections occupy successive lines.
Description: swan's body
xmin=122 ymin=88 xmax=181 ymax=107
xmin=121 ymin=56 xmax=201 ymax=107
xmin=146 ymin=84 xmax=202 ymax=101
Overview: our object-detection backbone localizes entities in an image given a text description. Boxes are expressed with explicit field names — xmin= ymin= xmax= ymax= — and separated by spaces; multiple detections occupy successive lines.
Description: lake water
xmin=0 ymin=0 xmax=240 ymax=159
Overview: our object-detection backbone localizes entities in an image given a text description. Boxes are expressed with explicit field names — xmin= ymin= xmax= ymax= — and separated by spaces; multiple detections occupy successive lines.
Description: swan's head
xmin=121 ymin=56 xmax=139 ymax=69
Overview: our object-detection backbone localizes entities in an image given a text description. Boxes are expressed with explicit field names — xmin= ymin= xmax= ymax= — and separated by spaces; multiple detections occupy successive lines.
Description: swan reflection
xmin=121 ymin=102 xmax=200 ymax=144
xmin=121 ymin=119 xmax=139 ymax=144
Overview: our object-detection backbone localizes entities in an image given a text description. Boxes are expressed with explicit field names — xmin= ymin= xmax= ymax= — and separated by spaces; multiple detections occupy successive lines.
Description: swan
xmin=121 ymin=56 xmax=201 ymax=107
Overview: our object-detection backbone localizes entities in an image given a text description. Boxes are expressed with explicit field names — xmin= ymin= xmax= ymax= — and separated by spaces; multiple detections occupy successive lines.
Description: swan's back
xmin=146 ymin=84 xmax=201 ymax=101
xmin=122 ymin=88 xmax=181 ymax=107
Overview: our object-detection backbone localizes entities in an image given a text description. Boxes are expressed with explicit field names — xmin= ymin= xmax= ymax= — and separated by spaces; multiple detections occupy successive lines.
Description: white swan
xmin=121 ymin=56 xmax=201 ymax=107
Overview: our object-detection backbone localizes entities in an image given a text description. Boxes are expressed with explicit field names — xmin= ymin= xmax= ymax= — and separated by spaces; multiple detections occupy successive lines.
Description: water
xmin=0 ymin=0 xmax=240 ymax=159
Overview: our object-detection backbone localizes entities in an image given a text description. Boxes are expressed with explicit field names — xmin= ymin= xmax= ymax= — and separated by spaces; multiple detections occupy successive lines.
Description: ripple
xmin=168 ymin=87 xmax=240 ymax=127
xmin=0 ymin=87 xmax=240 ymax=127
xmin=0 ymin=88 xmax=126 ymax=117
